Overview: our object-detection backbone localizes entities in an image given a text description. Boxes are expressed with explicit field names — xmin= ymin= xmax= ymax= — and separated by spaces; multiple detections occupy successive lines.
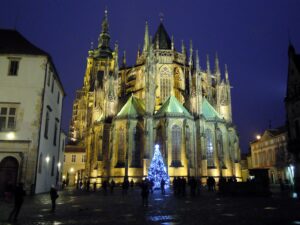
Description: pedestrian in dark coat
xmin=141 ymin=179 xmax=150 ymax=207
xmin=8 ymin=183 xmax=26 ymax=222
xmin=50 ymin=185 xmax=59 ymax=212
xmin=160 ymin=179 xmax=165 ymax=195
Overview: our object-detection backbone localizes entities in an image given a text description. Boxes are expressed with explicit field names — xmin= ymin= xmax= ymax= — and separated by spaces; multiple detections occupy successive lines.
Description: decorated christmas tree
xmin=148 ymin=144 xmax=170 ymax=189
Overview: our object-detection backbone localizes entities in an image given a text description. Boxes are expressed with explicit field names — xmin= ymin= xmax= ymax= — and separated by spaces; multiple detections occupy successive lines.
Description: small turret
xmin=143 ymin=21 xmax=149 ymax=53
xmin=225 ymin=64 xmax=229 ymax=83
xmin=214 ymin=52 xmax=221 ymax=83
xmin=195 ymin=50 xmax=200 ymax=72
xmin=171 ymin=35 xmax=174 ymax=50
xmin=122 ymin=51 xmax=126 ymax=68
xmin=189 ymin=40 xmax=193 ymax=67
xmin=206 ymin=54 xmax=211 ymax=75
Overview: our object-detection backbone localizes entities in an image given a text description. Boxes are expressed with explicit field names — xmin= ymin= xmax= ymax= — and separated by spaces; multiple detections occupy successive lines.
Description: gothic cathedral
xmin=69 ymin=10 xmax=242 ymax=183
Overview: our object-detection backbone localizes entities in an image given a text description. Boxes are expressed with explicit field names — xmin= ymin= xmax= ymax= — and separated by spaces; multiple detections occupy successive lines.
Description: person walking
xmin=160 ymin=178 xmax=165 ymax=195
xmin=141 ymin=179 xmax=150 ymax=207
xmin=50 ymin=185 xmax=59 ymax=212
xmin=8 ymin=183 xmax=26 ymax=222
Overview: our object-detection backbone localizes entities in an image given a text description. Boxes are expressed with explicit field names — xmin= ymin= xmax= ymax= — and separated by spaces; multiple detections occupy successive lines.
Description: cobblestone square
xmin=0 ymin=187 xmax=299 ymax=225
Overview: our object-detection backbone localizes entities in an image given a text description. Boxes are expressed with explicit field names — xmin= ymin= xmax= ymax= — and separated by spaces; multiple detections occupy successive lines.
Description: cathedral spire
xmin=225 ymin=64 xmax=229 ymax=83
xmin=189 ymin=40 xmax=193 ymax=67
xmin=98 ymin=9 xmax=110 ymax=49
xmin=181 ymin=40 xmax=186 ymax=55
xmin=122 ymin=51 xmax=126 ymax=68
xmin=114 ymin=42 xmax=119 ymax=76
xmin=143 ymin=21 xmax=149 ymax=53
xmin=206 ymin=54 xmax=211 ymax=74
xmin=196 ymin=50 xmax=200 ymax=72
xmin=214 ymin=52 xmax=221 ymax=83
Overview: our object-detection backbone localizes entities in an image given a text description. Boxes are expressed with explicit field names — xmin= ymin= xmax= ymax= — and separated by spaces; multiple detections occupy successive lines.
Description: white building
xmin=0 ymin=29 xmax=65 ymax=194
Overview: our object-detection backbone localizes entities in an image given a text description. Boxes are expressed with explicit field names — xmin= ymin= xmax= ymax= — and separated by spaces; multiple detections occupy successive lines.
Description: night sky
xmin=1 ymin=0 xmax=300 ymax=153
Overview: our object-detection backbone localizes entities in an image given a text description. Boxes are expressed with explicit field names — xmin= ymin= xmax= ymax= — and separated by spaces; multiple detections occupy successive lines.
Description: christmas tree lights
xmin=148 ymin=144 xmax=170 ymax=189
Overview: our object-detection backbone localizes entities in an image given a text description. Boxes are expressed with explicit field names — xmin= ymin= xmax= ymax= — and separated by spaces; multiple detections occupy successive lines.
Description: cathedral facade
xmin=69 ymin=11 xmax=241 ymax=183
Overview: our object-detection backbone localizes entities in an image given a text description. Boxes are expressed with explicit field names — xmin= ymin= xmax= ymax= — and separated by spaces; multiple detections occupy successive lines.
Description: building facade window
xmin=171 ymin=125 xmax=182 ymax=167
xmin=57 ymin=92 xmax=60 ymax=104
xmin=8 ymin=59 xmax=20 ymax=76
xmin=51 ymin=156 xmax=55 ymax=176
xmin=51 ymin=77 xmax=55 ymax=93
xmin=206 ymin=129 xmax=214 ymax=167
xmin=38 ymin=153 xmax=43 ymax=173
xmin=64 ymin=155 xmax=66 ymax=162
xmin=44 ymin=111 xmax=50 ymax=139
xmin=82 ymin=154 xmax=86 ymax=162
xmin=0 ymin=105 xmax=17 ymax=131
xmin=160 ymin=66 xmax=171 ymax=103
xmin=117 ymin=128 xmax=125 ymax=166
xmin=131 ymin=126 xmax=142 ymax=167
xmin=53 ymin=121 xmax=58 ymax=146
xmin=71 ymin=155 xmax=76 ymax=162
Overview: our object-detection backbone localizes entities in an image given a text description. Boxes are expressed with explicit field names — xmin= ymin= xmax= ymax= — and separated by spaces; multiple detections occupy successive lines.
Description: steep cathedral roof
xmin=116 ymin=96 xmax=145 ymax=119
xmin=155 ymin=96 xmax=193 ymax=118
xmin=152 ymin=22 xmax=172 ymax=50
xmin=202 ymin=98 xmax=222 ymax=120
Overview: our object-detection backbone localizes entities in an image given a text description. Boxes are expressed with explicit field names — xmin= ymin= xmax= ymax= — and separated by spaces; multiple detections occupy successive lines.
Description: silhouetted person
xmin=86 ymin=180 xmax=90 ymax=192
xmin=189 ymin=177 xmax=197 ymax=197
xmin=141 ymin=179 xmax=150 ymax=207
xmin=110 ymin=179 xmax=115 ymax=194
xmin=149 ymin=179 xmax=154 ymax=194
xmin=161 ymin=179 xmax=165 ymax=195
xmin=93 ymin=181 xmax=97 ymax=192
xmin=102 ymin=180 xmax=108 ymax=194
xmin=8 ymin=183 xmax=26 ymax=222
xmin=122 ymin=177 xmax=129 ymax=196
xmin=130 ymin=179 xmax=134 ymax=188
xmin=50 ymin=185 xmax=59 ymax=212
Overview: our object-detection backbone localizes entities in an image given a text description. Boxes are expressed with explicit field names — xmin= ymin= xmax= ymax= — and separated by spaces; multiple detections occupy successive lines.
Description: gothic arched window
xmin=117 ymin=128 xmax=125 ymax=167
xmin=206 ymin=129 xmax=214 ymax=167
xmin=171 ymin=125 xmax=182 ymax=167
xmin=186 ymin=126 xmax=193 ymax=168
xmin=160 ymin=66 xmax=171 ymax=103
xmin=216 ymin=129 xmax=224 ymax=168
xmin=131 ymin=126 xmax=142 ymax=167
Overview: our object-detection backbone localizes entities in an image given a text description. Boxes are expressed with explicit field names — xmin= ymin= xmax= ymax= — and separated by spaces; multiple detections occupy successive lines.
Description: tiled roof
xmin=0 ymin=29 xmax=49 ymax=55
xmin=65 ymin=145 xmax=85 ymax=153
xmin=155 ymin=96 xmax=192 ymax=118
xmin=202 ymin=98 xmax=222 ymax=119
xmin=116 ymin=96 xmax=145 ymax=119
xmin=152 ymin=23 xmax=171 ymax=50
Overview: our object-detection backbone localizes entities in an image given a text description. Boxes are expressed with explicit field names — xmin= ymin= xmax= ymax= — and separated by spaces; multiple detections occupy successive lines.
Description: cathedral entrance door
xmin=0 ymin=156 xmax=19 ymax=194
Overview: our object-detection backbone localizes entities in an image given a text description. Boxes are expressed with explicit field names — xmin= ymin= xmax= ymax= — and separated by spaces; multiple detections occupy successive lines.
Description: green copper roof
xmin=116 ymin=96 xmax=145 ymax=119
xmin=202 ymin=98 xmax=222 ymax=119
xmin=155 ymin=96 xmax=192 ymax=118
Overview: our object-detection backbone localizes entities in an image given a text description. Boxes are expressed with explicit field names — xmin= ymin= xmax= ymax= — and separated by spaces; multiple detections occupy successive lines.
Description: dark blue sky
xmin=1 ymin=0 xmax=300 ymax=152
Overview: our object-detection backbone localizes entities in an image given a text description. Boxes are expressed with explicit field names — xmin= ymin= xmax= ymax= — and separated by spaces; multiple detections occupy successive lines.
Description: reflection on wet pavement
xmin=221 ymin=213 xmax=235 ymax=217
xmin=149 ymin=215 xmax=177 ymax=222
xmin=264 ymin=207 xmax=277 ymax=210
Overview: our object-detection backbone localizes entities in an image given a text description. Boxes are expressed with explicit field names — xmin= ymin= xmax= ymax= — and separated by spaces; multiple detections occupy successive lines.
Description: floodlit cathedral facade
xmin=69 ymin=11 xmax=241 ymax=183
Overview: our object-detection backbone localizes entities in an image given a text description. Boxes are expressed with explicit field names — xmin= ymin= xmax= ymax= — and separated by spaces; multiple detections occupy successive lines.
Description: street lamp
xmin=256 ymin=135 xmax=261 ymax=140
xmin=45 ymin=156 xmax=50 ymax=163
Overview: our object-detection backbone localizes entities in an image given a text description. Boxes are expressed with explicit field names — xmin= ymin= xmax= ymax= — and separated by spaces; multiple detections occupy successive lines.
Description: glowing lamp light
xmin=62 ymin=175 xmax=66 ymax=180
xmin=256 ymin=135 xmax=261 ymax=140
xmin=70 ymin=167 xmax=74 ymax=173
xmin=57 ymin=162 xmax=61 ymax=168
xmin=6 ymin=132 xmax=15 ymax=140
xmin=45 ymin=156 xmax=50 ymax=163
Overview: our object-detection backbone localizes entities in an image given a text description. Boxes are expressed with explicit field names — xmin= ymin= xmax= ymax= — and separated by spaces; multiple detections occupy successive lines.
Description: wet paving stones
xmin=0 ymin=188 xmax=300 ymax=225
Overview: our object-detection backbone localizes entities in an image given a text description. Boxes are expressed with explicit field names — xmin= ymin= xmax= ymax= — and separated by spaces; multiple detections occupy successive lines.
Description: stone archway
xmin=0 ymin=156 xmax=19 ymax=194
